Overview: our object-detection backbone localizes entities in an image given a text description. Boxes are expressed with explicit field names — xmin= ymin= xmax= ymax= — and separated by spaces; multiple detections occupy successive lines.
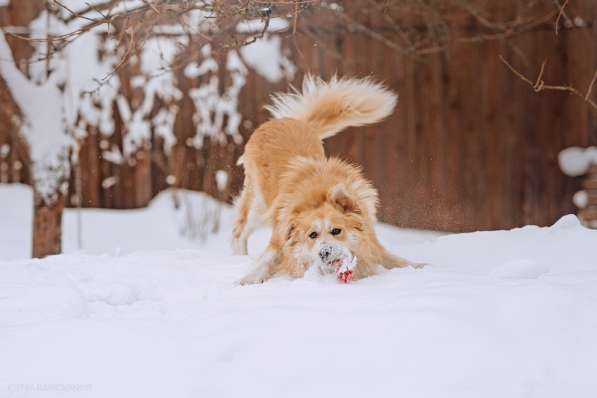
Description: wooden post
xmin=32 ymin=191 xmax=64 ymax=258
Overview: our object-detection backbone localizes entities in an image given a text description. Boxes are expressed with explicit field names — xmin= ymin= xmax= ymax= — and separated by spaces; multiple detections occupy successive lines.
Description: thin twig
xmin=533 ymin=59 xmax=547 ymax=92
xmin=585 ymin=70 xmax=597 ymax=101
xmin=554 ymin=0 xmax=570 ymax=35
xmin=499 ymin=55 xmax=597 ymax=110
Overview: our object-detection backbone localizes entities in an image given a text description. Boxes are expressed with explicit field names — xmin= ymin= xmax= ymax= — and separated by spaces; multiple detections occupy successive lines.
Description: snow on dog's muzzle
xmin=318 ymin=243 xmax=357 ymax=283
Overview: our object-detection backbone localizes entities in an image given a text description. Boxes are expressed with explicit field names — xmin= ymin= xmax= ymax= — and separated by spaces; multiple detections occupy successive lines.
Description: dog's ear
xmin=329 ymin=185 xmax=361 ymax=214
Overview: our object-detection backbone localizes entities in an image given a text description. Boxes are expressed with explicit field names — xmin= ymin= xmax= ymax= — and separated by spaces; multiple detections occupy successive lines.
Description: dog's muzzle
xmin=316 ymin=243 xmax=357 ymax=282
xmin=318 ymin=243 xmax=349 ymax=265
xmin=319 ymin=245 xmax=333 ymax=262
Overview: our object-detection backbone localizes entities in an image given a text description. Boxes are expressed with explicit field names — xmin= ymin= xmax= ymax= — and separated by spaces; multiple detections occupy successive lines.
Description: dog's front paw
xmin=238 ymin=265 xmax=270 ymax=286
xmin=409 ymin=261 xmax=428 ymax=269
xmin=238 ymin=274 xmax=266 ymax=286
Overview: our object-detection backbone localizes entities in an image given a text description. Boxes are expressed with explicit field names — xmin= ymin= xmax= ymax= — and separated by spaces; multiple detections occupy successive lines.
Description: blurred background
xmin=1 ymin=0 xmax=596 ymax=259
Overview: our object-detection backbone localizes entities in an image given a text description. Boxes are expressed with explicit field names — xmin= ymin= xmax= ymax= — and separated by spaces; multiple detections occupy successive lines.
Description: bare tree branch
xmin=554 ymin=0 xmax=571 ymax=35
xmin=499 ymin=55 xmax=597 ymax=111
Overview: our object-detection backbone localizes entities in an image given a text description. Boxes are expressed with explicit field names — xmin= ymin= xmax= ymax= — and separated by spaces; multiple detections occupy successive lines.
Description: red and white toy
xmin=317 ymin=244 xmax=358 ymax=283
xmin=331 ymin=255 xmax=357 ymax=284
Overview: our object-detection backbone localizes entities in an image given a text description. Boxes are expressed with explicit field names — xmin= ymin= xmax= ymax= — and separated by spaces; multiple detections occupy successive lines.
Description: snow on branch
xmin=0 ymin=32 xmax=69 ymax=202
xmin=559 ymin=147 xmax=597 ymax=177
xmin=0 ymin=0 xmax=299 ymax=192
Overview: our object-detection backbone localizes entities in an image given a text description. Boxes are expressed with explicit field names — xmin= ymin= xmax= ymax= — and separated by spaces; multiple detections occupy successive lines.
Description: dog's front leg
xmin=239 ymin=245 xmax=280 ymax=285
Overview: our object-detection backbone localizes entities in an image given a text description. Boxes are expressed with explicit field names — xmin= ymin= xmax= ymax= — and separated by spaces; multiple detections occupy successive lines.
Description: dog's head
xmin=282 ymin=184 xmax=370 ymax=271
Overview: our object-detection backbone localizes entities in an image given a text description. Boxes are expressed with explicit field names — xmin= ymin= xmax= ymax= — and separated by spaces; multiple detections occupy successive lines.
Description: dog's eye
xmin=330 ymin=228 xmax=342 ymax=236
xmin=308 ymin=231 xmax=319 ymax=239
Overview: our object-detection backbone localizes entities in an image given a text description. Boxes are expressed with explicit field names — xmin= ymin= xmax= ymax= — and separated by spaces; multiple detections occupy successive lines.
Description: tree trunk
xmin=32 ymin=191 xmax=64 ymax=258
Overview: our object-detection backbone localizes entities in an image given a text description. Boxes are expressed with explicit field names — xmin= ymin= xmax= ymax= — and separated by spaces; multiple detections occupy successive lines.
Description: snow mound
xmin=0 ymin=184 xmax=234 ymax=260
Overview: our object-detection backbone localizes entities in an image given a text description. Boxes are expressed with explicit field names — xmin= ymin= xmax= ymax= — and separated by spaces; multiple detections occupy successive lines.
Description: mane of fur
xmin=271 ymin=157 xmax=380 ymax=227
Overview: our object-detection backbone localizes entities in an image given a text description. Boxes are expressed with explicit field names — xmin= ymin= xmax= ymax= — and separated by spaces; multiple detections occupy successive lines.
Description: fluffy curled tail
xmin=265 ymin=75 xmax=397 ymax=139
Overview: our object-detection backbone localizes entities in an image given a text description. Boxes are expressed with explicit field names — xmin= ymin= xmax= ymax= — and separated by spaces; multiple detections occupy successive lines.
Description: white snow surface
xmin=1 ymin=184 xmax=597 ymax=397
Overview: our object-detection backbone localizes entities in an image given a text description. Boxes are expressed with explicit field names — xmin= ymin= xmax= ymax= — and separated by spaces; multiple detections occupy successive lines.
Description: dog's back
xmin=242 ymin=118 xmax=324 ymax=206
xmin=240 ymin=75 xmax=397 ymax=207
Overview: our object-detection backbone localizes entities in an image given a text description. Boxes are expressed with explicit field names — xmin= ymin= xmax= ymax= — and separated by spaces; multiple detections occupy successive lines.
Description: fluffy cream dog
xmin=233 ymin=75 xmax=419 ymax=284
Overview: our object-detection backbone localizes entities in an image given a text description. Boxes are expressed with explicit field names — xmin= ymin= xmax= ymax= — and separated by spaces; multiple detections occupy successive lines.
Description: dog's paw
xmin=238 ymin=267 xmax=269 ymax=286
xmin=238 ymin=275 xmax=266 ymax=286
xmin=238 ymin=278 xmax=261 ymax=286
xmin=409 ymin=261 xmax=428 ymax=269
xmin=238 ymin=273 xmax=265 ymax=286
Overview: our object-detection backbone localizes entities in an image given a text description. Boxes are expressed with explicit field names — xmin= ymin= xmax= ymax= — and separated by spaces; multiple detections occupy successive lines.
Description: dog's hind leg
xmin=380 ymin=249 xmax=426 ymax=269
xmin=232 ymin=185 xmax=254 ymax=255
xmin=232 ymin=180 xmax=266 ymax=255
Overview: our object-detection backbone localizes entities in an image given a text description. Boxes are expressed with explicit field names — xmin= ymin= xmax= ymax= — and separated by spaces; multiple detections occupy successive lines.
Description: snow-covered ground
xmin=1 ymin=183 xmax=596 ymax=398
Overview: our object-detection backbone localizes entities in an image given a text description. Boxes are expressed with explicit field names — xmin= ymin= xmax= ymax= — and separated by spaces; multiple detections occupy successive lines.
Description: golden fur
xmin=233 ymin=75 xmax=419 ymax=284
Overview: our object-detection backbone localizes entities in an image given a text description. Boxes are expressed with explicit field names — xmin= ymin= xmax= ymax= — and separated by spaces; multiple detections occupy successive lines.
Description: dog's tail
xmin=265 ymin=75 xmax=397 ymax=139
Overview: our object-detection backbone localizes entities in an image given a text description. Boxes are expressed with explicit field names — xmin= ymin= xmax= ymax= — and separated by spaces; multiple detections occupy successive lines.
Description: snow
xmin=215 ymin=169 xmax=229 ymax=191
xmin=573 ymin=190 xmax=589 ymax=208
xmin=240 ymin=35 xmax=296 ymax=83
xmin=559 ymin=146 xmax=597 ymax=176
xmin=100 ymin=146 xmax=124 ymax=165
xmin=187 ymin=46 xmax=248 ymax=146
xmin=236 ymin=17 xmax=290 ymax=33
xmin=0 ymin=184 xmax=231 ymax=260
xmin=1 ymin=183 xmax=597 ymax=397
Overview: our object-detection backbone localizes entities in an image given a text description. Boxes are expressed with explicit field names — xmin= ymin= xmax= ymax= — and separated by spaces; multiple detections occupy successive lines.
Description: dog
xmin=233 ymin=75 xmax=421 ymax=284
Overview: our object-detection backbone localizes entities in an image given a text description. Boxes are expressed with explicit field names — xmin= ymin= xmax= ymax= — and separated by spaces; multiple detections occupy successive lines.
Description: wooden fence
xmin=1 ymin=1 xmax=597 ymax=232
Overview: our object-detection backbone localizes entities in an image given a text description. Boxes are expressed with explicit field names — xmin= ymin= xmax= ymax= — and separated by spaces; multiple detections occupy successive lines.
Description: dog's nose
xmin=319 ymin=246 xmax=332 ymax=262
